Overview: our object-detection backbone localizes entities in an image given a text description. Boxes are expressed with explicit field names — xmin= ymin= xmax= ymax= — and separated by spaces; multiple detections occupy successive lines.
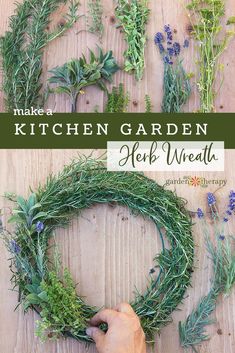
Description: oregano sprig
xmin=114 ymin=0 xmax=150 ymax=81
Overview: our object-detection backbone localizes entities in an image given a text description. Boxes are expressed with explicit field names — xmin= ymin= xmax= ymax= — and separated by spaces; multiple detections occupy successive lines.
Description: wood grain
xmin=0 ymin=149 xmax=235 ymax=353
xmin=0 ymin=0 xmax=235 ymax=112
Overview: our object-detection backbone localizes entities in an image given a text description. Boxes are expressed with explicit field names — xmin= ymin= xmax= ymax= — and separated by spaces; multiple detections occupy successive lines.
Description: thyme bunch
xmin=115 ymin=0 xmax=150 ymax=81
xmin=48 ymin=48 xmax=119 ymax=112
xmin=187 ymin=0 xmax=235 ymax=112
xmin=0 ymin=0 xmax=80 ymax=112
xmin=87 ymin=0 xmax=104 ymax=40
xmin=179 ymin=193 xmax=235 ymax=352
xmin=105 ymin=84 xmax=129 ymax=112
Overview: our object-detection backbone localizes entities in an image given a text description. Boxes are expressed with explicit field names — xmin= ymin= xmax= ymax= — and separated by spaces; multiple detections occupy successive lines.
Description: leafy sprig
xmin=115 ymin=0 xmax=150 ymax=81
xmin=48 ymin=48 xmax=119 ymax=112
xmin=0 ymin=0 xmax=80 ymax=112
xmin=187 ymin=0 xmax=235 ymax=112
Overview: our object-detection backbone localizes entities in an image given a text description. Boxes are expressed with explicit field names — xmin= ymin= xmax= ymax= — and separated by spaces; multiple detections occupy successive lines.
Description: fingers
xmin=86 ymin=327 xmax=105 ymax=346
xmin=114 ymin=303 xmax=136 ymax=316
xmin=89 ymin=308 xmax=118 ymax=326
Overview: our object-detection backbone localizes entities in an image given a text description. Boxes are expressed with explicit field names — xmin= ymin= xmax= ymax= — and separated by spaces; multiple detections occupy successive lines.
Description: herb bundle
xmin=48 ymin=48 xmax=119 ymax=112
xmin=179 ymin=192 xmax=235 ymax=352
xmin=105 ymin=84 xmax=129 ymax=112
xmin=2 ymin=157 xmax=194 ymax=343
xmin=0 ymin=0 xmax=80 ymax=112
xmin=187 ymin=0 xmax=235 ymax=112
xmin=115 ymin=0 xmax=150 ymax=81
xmin=87 ymin=0 xmax=104 ymax=40
xmin=154 ymin=26 xmax=191 ymax=113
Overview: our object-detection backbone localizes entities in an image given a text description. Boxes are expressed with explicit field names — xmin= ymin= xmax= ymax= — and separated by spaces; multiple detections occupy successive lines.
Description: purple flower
xmin=183 ymin=39 xmax=190 ymax=48
xmin=164 ymin=56 xmax=173 ymax=65
xmin=167 ymin=47 xmax=174 ymax=57
xmin=197 ymin=208 xmax=204 ymax=219
xmin=207 ymin=192 xmax=216 ymax=207
xmin=154 ymin=32 xmax=164 ymax=44
xmin=173 ymin=42 xmax=181 ymax=56
xmin=219 ymin=235 xmax=225 ymax=241
xmin=36 ymin=221 xmax=44 ymax=233
xmin=10 ymin=239 xmax=21 ymax=254
xmin=164 ymin=24 xmax=173 ymax=41
xmin=158 ymin=43 xmax=165 ymax=54
xmin=223 ymin=217 xmax=229 ymax=223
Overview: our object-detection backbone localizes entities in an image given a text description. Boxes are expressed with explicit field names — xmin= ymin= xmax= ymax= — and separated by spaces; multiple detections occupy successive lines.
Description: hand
xmin=86 ymin=303 xmax=146 ymax=353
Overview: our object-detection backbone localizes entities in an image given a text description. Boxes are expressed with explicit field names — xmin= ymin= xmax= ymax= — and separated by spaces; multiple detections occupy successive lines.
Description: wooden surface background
xmin=0 ymin=0 xmax=235 ymax=112
xmin=0 ymin=149 xmax=235 ymax=353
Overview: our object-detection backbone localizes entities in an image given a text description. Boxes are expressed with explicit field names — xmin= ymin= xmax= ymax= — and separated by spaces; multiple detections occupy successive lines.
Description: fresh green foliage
xmin=36 ymin=270 xmax=87 ymax=341
xmin=115 ymin=0 xmax=150 ymax=81
xmin=162 ymin=60 xmax=191 ymax=113
xmin=105 ymin=84 xmax=129 ymax=112
xmin=179 ymin=201 xmax=235 ymax=352
xmin=0 ymin=0 xmax=80 ymax=112
xmin=48 ymin=48 xmax=119 ymax=112
xmin=145 ymin=94 xmax=152 ymax=113
xmin=179 ymin=290 xmax=216 ymax=351
xmin=87 ymin=0 xmax=104 ymax=39
xmin=187 ymin=0 xmax=235 ymax=112
xmin=2 ymin=157 xmax=194 ymax=342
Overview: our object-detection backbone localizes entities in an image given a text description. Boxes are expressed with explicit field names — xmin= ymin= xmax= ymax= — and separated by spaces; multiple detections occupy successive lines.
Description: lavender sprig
xmin=154 ymin=25 xmax=191 ymax=113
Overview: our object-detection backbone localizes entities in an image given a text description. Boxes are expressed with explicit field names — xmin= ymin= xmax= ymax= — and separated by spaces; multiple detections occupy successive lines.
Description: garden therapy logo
xmin=165 ymin=176 xmax=227 ymax=188
xmin=107 ymin=141 xmax=225 ymax=172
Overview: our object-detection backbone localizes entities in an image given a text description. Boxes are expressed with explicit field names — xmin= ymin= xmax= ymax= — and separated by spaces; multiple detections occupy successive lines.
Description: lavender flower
xmin=219 ymin=235 xmax=225 ymax=241
xmin=36 ymin=221 xmax=44 ymax=233
xmin=164 ymin=56 xmax=173 ymax=65
xmin=223 ymin=217 xmax=229 ymax=223
xmin=154 ymin=32 xmax=164 ymax=44
xmin=158 ymin=43 xmax=165 ymax=54
xmin=164 ymin=24 xmax=173 ymax=42
xmin=167 ymin=47 xmax=174 ymax=57
xmin=10 ymin=239 xmax=21 ymax=254
xmin=183 ymin=39 xmax=190 ymax=48
xmin=207 ymin=193 xmax=216 ymax=207
xmin=197 ymin=208 xmax=204 ymax=219
xmin=173 ymin=42 xmax=181 ymax=56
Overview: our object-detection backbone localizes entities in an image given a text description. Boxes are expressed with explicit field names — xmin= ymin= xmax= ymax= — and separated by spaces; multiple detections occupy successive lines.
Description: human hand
xmin=86 ymin=303 xmax=146 ymax=353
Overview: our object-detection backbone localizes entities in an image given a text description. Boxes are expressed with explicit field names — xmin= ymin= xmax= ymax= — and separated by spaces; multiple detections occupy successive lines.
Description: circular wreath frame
xmin=5 ymin=157 xmax=194 ymax=343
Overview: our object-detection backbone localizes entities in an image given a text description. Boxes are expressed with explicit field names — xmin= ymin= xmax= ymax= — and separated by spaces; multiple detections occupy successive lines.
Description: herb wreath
xmin=3 ymin=158 xmax=194 ymax=343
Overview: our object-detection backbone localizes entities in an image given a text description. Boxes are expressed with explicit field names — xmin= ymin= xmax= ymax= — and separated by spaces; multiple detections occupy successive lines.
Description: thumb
xmin=86 ymin=327 xmax=105 ymax=345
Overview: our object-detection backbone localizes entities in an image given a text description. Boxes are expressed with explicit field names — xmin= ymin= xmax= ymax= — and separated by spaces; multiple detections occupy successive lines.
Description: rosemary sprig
xmin=115 ymin=0 xmax=150 ymax=81
xmin=105 ymin=84 xmax=129 ymax=112
xmin=48 ymin=48 xmax=119 ymax=112
xmin=187 ymin=0 xmax=235 ymax=112
xmin=0 ymin=0 xmax=80 ymax=112
xmin=87 ymin=0 xmax=104 ymax=40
